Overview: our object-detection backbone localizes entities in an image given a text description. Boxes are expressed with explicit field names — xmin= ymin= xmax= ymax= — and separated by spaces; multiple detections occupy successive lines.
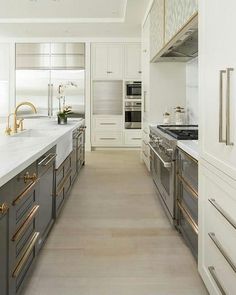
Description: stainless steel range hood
xmin=152 ymin=15 xmax=198 ymax=62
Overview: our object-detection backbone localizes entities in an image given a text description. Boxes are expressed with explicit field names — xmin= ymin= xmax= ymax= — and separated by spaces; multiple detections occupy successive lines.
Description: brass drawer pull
xmin=12 ymin=232 xmax=39 ymax=278
xmin=177 ymin=201 xmax=198 ymax=235
xmin=0 ymin=202 xmax=9 ymax=215
xmin=43 ymin=153 xmax=57 ymax=166
xmin=209 ymin=232 xmax=236 ymax=273
xmin=100 ymin=123 xmax=116 ymax=125
xmin=12 ymin=205 xmax=39 ymax=242
xmin=24 ymin=172 xmax=37 ymax=184
xmin=178 ymin=174 xmax=198 ymax=200
xmin=56 ymin=169 xmax=72 ymax=197
xmin=13 ymin=178 xmax=39 ymax=206
xmin=208 ymin=266 xmax=226 ymax=295
xmin=209 ymin=198 xmax=236 ymax=230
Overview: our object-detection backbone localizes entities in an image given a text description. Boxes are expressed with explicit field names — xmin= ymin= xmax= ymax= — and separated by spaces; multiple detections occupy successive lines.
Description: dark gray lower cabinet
xmin=0 ymin=190 xmax=9 ymax=295
xmin=37 ymin=147 xmax=56 ymax=250
xmin=0 ymin=130 xmax=85 ymax=295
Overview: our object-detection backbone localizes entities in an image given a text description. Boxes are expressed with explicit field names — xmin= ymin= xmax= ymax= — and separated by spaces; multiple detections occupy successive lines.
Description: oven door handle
xmin=148 ymin=143 xmax=172 ymax=168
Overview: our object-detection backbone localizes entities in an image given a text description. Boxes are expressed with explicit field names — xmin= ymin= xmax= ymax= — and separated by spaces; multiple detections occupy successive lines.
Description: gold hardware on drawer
xmin=178 ymin=174 xmax=198 ymax=199
xmin=12 ymin=205 xmax=39 ymax=242
xmin=177 ymin=201 xmax=198 ymax=235
xmin=0 ymin=202 xmax=9 ymax=215
xmin=13 ymin=178 xmax=38 ymax=206
xmin=24 ymin=172 xmax=37 ymax=184
xmin=12 ymin=232 xmax=39 ymax=278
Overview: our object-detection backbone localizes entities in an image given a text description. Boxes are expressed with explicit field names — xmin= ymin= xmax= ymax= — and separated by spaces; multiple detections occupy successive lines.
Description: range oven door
xmin=149 ymin=143 xmax=175 ymax=219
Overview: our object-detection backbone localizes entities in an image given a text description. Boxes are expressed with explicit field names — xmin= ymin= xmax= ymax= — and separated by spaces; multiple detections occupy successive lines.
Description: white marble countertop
xmin=177 ymin=140 xmax=199 ymax=160
xmin=0 ymin=117 xmax=84 ymax=187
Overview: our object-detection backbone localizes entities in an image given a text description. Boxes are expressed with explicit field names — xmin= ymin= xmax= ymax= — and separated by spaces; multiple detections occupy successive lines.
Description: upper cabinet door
xmin=124 ymin=44 xmax=141 ymax=80
xmin=92 ymin=44 xmax=109 ymax=80
xmin=165 ymin=0 xmax=198 ymax=44
xmin=199 ymin=0 xmax=236 ymax=180
xmin=150 ymin=0 xmax=165 ymax=61
xmin=107 ymin=44 xmax=123 ymax=80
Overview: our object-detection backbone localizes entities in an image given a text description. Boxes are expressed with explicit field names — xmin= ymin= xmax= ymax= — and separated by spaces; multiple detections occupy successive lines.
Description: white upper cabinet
xmin=199 ymin=0 xmax=236 ymax=180
xmin=124 ymin=44 xmax=141 ymax=80
xmin=92 ymin=43 xmax=123 ymax=80
xmin=165 ymin=0 xmax=198 ymax=44
xmin=150 ymin=0 xmax=165 ymax=61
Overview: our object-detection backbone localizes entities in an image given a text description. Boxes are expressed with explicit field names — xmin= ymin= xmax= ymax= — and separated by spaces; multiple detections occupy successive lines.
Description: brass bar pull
xmin=208 ymin=232 xmax=236 ymax=273
xmin=178 ymin=174 xmax=198 ymax=200
xmin=209 ymin=198 xmax=236 ymax=230
xmin=208 ymin=266 xmax=226 ymax=295
xmin=219 ymin=70 xmax=226 ymax=143
xmin=177 ymin=201 xmax=198 ymax=235
xmin=100 ymin=123 xmax=116 ymax=125
xmin=12 ymin=232 xmax=39 ymax=278
xmin=226 ymin=67 xmax=234 ymax=146
xmin=12 ymin=205 xmax=39 ymax=242
xmin=0 ymin=203 xmax=9 ymax=215
xmin=43 ymin=153 xmax=57 ymax=166
xmin=13 ymin=179 xmax=38 ymax=206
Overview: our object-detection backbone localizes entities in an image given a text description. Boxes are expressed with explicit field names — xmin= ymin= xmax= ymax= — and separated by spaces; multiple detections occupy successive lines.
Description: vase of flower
xmin=57 ymin=106 xmax=72 ymax=125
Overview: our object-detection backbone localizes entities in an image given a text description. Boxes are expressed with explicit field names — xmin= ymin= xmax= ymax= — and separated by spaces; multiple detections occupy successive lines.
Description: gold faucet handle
xmin=5 ymin=127 xmax=12 ymax=136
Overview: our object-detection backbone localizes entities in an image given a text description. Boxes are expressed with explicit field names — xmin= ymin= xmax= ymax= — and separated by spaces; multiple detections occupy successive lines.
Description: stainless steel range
xmin=149 ymin=125 xmax=198 ymax=224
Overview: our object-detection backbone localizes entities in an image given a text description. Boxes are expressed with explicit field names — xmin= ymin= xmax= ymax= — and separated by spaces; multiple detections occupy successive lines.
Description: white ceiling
xmin=0 ymin=0 xmax=150 ymax=38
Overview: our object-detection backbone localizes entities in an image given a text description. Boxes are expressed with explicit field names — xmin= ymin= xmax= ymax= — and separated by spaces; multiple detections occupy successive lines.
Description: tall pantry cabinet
xmin=199 ymin=0 xmax=236 ymax=294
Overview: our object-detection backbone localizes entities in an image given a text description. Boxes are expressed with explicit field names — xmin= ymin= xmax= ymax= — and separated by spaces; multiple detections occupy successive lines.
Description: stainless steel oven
xmin=125 ymin=101 xmax=141 ymax=129
xmin=125 ymin=81 xmax=141 ymax=99
xmin=149 ymin=132 xmax=175 ymax=223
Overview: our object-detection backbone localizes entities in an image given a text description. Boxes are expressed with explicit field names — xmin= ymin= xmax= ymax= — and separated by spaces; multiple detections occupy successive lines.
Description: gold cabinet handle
xmin=24 ymin=172 xmax=37 ymax=184
xmin=12 ymin=205 xmax=40 ymax=242
xmin=13 ymin=178 xmax=39 ymax=206
xmin=0 ymin=202 xmax=9 ymax=215
xmin=12 ymin=232 xmax=39 ymax=278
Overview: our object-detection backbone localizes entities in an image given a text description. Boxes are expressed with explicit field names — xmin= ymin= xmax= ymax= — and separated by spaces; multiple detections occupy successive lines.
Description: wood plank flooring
xmin=22 ymin=150 xmax=208 ymax=295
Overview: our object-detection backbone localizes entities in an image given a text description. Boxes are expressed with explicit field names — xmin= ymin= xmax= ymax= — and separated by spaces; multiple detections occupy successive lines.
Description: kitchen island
xmin=0 ymin=117 xmax=85 ymax=295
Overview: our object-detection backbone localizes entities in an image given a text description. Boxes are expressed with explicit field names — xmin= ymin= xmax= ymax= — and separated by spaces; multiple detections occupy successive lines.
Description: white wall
xmin=186 ymin=57 xmax=198 ymax=124
xmin=149 ymin=62 xmax=186 ymax=124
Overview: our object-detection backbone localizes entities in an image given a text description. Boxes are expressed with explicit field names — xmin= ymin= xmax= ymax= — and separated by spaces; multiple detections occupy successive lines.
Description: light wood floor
xmin=23 ymin=151 xmax=208 ymax=295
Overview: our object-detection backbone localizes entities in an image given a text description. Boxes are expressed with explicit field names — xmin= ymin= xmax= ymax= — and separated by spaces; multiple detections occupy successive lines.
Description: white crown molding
xmin=0 ymin=0 xmax=128 ymax=24
xmin=0 ymin=17 xmax=125 ymax=24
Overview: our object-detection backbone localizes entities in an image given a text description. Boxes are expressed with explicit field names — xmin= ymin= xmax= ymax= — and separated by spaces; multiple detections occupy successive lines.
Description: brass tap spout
xmin=14 ymin=102 xmax=37 ymax=133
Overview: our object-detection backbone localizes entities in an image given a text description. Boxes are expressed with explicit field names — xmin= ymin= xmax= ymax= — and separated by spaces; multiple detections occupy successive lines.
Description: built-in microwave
xmin=126 ymin=81 xmax=141 ymax=99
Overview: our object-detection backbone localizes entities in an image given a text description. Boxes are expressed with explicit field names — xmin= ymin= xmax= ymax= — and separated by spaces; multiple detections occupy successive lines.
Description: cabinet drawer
xmin=177 ymin=176 xmax=198 ymax=225
xmin=64 ymin=155 xmax=72 ymax=175
xmin=10 ymin=181 xmax=39 ymax=237
xmin=92 ymin=132 xmax=123 ymax=146
xmin=124 ymin=131 xmax=142 ymax=146
xmin=55 ymin=189 xmax=65 ymax=216
xmin=204 ymin=233 xmax=236 ymax=295
xmin=178 ymin=148 xmax=198 ymax=192
xmin=11 ymin=232 xmax=39 ymax=294
xmin=93 ymin=116 xmax=123 ymax=131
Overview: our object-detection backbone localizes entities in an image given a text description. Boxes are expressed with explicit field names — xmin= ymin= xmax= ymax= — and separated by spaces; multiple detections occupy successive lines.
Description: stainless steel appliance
xmin=15 ymin=43 xmax=85 ymax=117
xmin=176 ymin=148 xmax=198 ymax=260
xmin=93 ymin=81 xmax=123 ymax=115
xmin=125 ymin=101 xmax=141 ymax=129
xmin=125 ymin=81 xmax=141 ymax=99
xmin=149 ymin=125 xmax=198 ymax=224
